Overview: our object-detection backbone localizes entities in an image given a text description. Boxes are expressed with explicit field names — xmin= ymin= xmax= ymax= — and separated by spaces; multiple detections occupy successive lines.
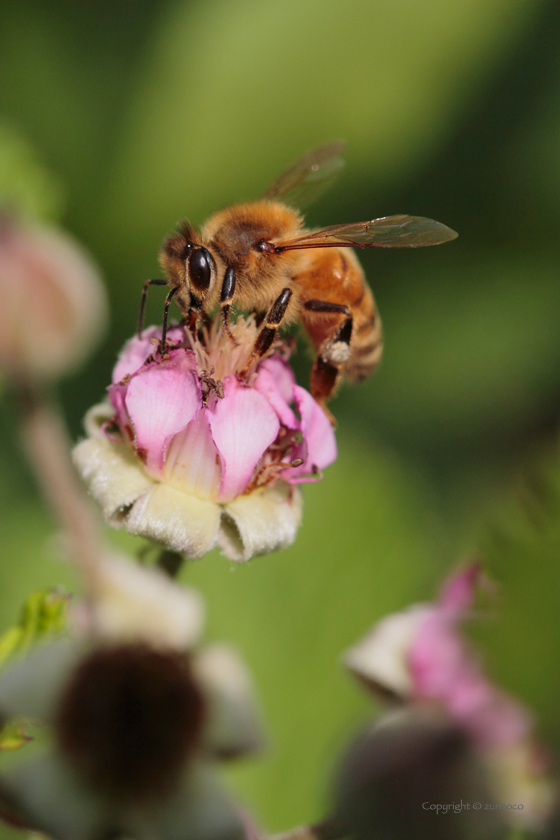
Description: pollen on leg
xmin=324 ymin=340 xmax=352 ymax=366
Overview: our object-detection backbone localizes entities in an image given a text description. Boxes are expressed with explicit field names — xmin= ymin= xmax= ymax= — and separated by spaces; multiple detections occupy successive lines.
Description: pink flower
xmin=344 ymin=565 xmax=554 ymax=830
xmin=74 ymin=317 xmax=336 ymax=561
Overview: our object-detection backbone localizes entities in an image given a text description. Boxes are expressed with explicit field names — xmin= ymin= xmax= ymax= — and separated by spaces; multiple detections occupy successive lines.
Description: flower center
xmin=55 ymin=643 xmax=206 ymax=801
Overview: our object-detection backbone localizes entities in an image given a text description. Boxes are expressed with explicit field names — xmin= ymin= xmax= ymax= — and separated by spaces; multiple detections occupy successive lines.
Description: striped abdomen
xmin=298 ymin=247 xmax=383 ymax=387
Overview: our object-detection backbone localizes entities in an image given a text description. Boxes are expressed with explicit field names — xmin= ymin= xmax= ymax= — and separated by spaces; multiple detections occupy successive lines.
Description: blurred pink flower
xmin=344 ymin=564 xmax=554 ymax=830
xmin=74 ymin=318 xmax=336 ymax=561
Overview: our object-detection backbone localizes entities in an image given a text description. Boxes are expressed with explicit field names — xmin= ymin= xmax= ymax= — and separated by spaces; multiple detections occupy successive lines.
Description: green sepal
xmin=0 ymin=588 xmax=69 ymax=751
xmin=0 ymin=719 xmax=32 ymax=752
xmin=0 ymin=588 xmax=69 ymax=671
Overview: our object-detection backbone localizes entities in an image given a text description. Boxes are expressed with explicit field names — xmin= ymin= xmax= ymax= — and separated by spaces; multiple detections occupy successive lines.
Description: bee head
xmin=160 ymin=222 xmax=218 ymax=309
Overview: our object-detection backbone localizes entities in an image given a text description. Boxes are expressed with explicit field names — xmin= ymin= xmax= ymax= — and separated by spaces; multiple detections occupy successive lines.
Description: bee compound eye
xmin=188 ymin=248 xmax=212 ymax=292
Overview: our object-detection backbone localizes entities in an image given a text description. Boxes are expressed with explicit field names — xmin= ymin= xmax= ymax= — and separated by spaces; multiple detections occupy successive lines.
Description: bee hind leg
xmin=303 ymin=300 xmax=353 ymax=406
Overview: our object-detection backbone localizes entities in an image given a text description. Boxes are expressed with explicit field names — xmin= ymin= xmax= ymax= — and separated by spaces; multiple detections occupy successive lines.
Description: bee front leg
xmin=303 ymin=299 xmax=353 ymax=405
xmin=137 ymin=278 xmax=168 ymax=337
xmin=241 ymin=288 xmax=293 ymax=374
xmin=220 ymin=267 xmax=239 ymax=344
xmin=159 ymin=287 xmax=178 ymax=354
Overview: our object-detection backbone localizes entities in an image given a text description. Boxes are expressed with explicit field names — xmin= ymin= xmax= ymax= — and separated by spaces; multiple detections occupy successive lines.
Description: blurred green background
xmin=2 ymin=0 xmax=560 ymax=834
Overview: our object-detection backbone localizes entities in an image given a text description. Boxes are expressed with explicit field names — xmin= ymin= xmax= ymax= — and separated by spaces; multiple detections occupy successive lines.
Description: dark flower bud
xmin=331 ymin=708 xmax=508 ymax=840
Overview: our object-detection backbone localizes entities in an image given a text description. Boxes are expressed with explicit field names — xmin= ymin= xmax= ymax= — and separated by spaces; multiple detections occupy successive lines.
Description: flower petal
xmin=163 ymin=409 xmax=222 ymax=501
xmin=112 ymin=327 xmax=160 ymax=384
xmin=410 ymin=607 xmax=531 ymax=751
xmin=344 ymin=605 xmax=432 ymax=699
xmin=126 ymin=483 xmax=221 ymax=559
xmin=73 ymin=435 xmax=155 ymax=526
xmin=0 ymin=641 xmax=82 ymax=723
xmin=127 ymin=763 xmax=246 ymax=840
xmin=439 ymin=563 xmax=481 ymax=614
xmin=208 ymin=377 xmax=279 ymax=503
xmin=113 ymin=325 xmax=185 ymax=384
xmin=194 ymin=643 xmax=263 ymax=758
xmin=253 ymin=357 xmax=298 ymax=428
xmin=84 ymin=553 xmax=205 ymax=650
xmin=114 ymin=349 xmax=201 ymax=475
xmin=8 ymin=751 xmax=106 ymax=840
xmin=218 ymin=483 xmax=302 ymax=562
xmin=283 ymin=385 xmax=337 ymax=482
xmin=82 ymin=401 xmax=114 ymax=440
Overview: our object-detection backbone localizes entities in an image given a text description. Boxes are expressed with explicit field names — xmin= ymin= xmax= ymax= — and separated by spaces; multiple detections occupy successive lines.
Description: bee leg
xmin=220 ymin=266 xmax=239 ymax=344
xmin=159 ymin=287 xmax=178 ymax=354
xmin=303 ymin=299 xmax=353 ymax=405
xmin=241 ymin=288 xmax=293 ymax=374
xmin=137 ymin=279 xmax=168 ymax=337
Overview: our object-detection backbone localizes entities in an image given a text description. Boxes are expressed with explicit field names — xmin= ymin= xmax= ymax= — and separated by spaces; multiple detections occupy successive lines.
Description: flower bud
xmin=0 ymin=216 xmax=107 ymax=382
xmin=332 ymin=708 xmax=507 ymax=840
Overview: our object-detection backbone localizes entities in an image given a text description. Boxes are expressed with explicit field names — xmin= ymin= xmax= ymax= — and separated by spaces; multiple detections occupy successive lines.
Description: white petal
xmin=73 ymin=435 xmax=154 ymax=525
xmin=85 ymin=553 xmax=205 ymax=650
xmin=127 ymin=763 xmax=245 ymax=840
xmin=484 ymin=741 xmax=555 ymax=831
xmin=9 ymin=752 xmax=105 ymax=840
xmin=0 ymin=641 xmax=82 ymax=722
xmin=218 ymin=483 xmax=303 ymax=562
xmin=344 ymin=605 xmax=432 ymax=698
xmin=126 ymin=483 xmax=221 ymax=559
xmin=194 ymin=643 xmax=263 ymax=758
xmin=81 ymin=401 xmax=113 ymax=439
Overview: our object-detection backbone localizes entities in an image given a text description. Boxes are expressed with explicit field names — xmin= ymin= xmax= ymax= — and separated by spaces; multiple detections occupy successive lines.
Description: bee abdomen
xmin=346 ymin=305 xmax=383 ymax=382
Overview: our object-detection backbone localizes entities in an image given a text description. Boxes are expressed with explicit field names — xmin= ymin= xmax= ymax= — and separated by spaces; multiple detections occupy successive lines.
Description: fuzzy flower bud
xmin=0 ymin=216 xmax=107 ymax=382
xmin=73 ymin=318 xmax=337 ymax=561
xmin=343 ymin=565 xmax=554 ymax=831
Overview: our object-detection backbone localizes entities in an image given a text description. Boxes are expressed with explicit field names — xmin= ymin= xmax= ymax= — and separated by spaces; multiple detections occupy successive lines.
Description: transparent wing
xmin=274 ymin=215 xmax=458 ymax=250
xmin=262 ymin=141 xmax=346 ymax=210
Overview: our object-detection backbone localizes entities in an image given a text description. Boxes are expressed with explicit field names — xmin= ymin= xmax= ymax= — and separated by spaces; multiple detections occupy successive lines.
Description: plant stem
xmin=17 ymin=383 xmax=101 ymax=580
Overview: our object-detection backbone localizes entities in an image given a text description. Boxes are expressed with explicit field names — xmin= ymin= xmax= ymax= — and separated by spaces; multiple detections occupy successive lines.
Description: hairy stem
xmin=17 ymin=384 xmax=101 ymax=579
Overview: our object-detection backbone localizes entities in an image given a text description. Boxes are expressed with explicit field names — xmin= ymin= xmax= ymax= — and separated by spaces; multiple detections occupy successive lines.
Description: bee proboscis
xmin=139 ymin=142 xmax=457 ymax=407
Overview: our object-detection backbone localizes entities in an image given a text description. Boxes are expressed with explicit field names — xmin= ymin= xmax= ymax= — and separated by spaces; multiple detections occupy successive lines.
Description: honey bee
xmin=139 ymin=143 xmax=457 ymax=406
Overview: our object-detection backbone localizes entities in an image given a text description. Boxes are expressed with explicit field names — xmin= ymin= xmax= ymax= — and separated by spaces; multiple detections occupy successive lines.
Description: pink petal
xmin=439 ymin=563 xmax=481 ymax=614
xmin=112 ymin=325 xmax=185 ymax=384
xmin=208 ymin=376 xmax=280 ymax=503
xmin=163 ymin=408 xmax=222 ymax=500
xmin=108 ymin=380 xmax=133 ymax=442
xmin=283 ymin=385 xmax=337 ymax=482
xmin=115 ymin=349 xmax=201 ymax=475
xmin=257 ymin=356 xmax=297 ymax=402
xmin=253 ymin=357 xmax=298 ymax=428
xmin=409 ymin=568 xmax=531 ymax=751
